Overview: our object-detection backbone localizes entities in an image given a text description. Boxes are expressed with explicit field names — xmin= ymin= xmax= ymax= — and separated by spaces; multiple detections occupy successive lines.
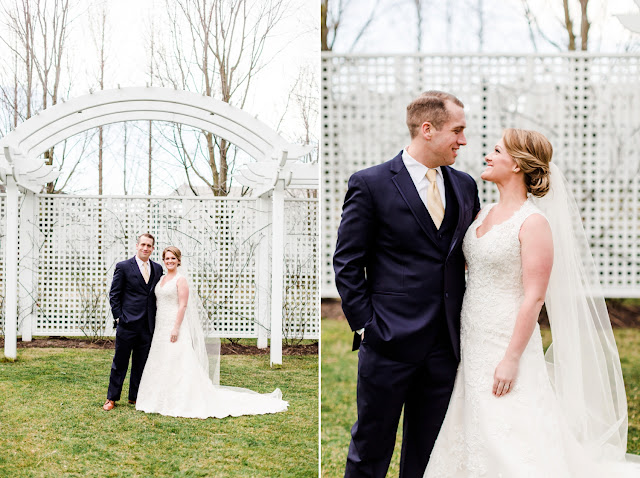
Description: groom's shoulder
xmin=115 ymin=257 xmax=134 ymax=270
xmin=447 ymin=166 xmax=477 ymax=189
xmin=351 ymin=152 xmax=402 ymax=182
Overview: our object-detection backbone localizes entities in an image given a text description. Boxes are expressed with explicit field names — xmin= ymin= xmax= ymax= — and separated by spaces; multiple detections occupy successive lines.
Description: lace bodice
xmin=154 ymin=274 xmax=181 ymax=330
xmin=461 ymin=199 xmax=546 ymax=339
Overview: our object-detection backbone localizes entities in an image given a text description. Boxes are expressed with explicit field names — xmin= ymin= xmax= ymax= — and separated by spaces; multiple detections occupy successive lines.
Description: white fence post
xmin=255 ymin=195 xmax=271 ymax=349
xmin=270 ymin=182 xmax=285 ymax=366
xmin=18 ymin=191 xmax=37 ymax=342
xmin=4 ymin=177 xmax=19 ymax=359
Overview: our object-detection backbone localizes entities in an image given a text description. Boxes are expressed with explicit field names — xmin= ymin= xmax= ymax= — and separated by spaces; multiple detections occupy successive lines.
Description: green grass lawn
xmin=321 ymin=319 xmax=640 ymax=477
xmin=0 ymin=348 xmax=318 ymax=478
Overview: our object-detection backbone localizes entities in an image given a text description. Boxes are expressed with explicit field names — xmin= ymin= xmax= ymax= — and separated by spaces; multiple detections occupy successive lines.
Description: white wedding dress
xmin=424 ymin=200 xmax=640 ymax=477
xmin=136 ymin=273 xmax=288 ymax=419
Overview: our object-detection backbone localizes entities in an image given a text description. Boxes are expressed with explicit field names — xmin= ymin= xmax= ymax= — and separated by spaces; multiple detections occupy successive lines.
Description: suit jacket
xmin=333 ymin=152 xmax=480 ymax=363
xmin=109 ymin=256 xmax=163 ymax=333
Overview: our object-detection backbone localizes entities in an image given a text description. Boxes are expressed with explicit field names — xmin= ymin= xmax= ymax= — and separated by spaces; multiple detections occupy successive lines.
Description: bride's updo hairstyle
xmin=502 ymin=128 xmax=553 ymax=198
xmin=162 ymin=246 xmax=182 ymax=266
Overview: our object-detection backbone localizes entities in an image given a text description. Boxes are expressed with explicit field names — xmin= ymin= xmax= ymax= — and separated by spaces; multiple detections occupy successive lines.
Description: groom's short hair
xmin=406 ymin=91 xmax=464 ymax=139
xmin=137 ymin=233 xmax=155 ymax=246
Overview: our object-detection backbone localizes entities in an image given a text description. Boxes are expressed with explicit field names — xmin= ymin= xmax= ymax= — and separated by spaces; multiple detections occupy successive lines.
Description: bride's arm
xmin=170 ymin=277 xmax=189 ymax=342
xmin=493 ymin=213 xmax=553 ymax=397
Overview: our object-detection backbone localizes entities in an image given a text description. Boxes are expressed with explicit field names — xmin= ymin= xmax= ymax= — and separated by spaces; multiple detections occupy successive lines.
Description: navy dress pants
xmin=107 ymin=318 xmax=152 ymax=402
xmin=345 ymin=332 xmax=457 ymax=478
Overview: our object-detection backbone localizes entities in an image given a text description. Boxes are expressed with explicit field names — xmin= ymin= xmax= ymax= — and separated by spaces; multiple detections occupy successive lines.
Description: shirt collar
xmin=402 ymin=148 xmax=442 ymax=184
xmin=135 ymin=255 xmax=149 ymax=267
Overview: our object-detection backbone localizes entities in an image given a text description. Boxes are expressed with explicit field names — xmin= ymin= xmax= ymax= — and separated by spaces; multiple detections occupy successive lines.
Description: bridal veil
xmin=533 ymin=163 xmax=636 ymax=463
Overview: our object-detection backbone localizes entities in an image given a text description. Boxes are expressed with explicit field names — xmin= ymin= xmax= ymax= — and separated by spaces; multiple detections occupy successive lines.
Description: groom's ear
xmin=422 ymin=122 xmax=434 ymax=139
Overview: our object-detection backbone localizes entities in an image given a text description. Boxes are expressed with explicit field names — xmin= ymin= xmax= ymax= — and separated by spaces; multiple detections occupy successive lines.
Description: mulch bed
xmin=0 ymin=337 xmax=318 ymax=356
xmin=322 ymin=298 xmax=640 ymax=328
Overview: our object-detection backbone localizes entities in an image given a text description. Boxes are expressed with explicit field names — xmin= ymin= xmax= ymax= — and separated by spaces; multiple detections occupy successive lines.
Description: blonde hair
xmin=406 ymin=91 xmax=464 ymax=139
xmin=162 ymin=246 xmax=182 ymax=266
xmin=502 ymin=128 xmax=553 ymax=198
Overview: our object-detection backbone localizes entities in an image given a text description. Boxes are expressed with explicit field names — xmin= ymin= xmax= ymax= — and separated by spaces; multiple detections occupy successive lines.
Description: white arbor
xmin=0 ymin=87 xmax=318 ymax=365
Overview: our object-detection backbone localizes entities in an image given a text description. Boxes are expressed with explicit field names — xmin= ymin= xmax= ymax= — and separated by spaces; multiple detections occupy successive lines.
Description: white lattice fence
xmin=284 ymin=198 xmax=319 ymax=340
xmin=322 ymin=53 xmax=640 ymax=298
xmin=0 ymin=194 xmax=318 ymax=339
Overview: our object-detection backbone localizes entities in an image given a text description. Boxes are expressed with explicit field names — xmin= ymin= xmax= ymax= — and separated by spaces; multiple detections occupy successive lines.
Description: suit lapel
xmin=390 ymin=154 xmax=440 ymax=248
xmin=444 ymin=166 xmax=467 ymax=257
xmin=149 ymin=261 xmax=162 ymax=288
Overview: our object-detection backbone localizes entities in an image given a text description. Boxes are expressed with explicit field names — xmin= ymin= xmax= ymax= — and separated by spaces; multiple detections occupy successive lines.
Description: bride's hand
xmin=170 ymin=327 xmax=179 ymax=343
xmin=493 ymin=357 xmax=519 ymax=397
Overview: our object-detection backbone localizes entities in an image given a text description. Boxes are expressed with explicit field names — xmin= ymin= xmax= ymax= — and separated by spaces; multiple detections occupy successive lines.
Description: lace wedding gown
xmin=136 ymin=273 xmax=288 ymax=419
xmin=424 ymin=200 xmax=640 ymax=477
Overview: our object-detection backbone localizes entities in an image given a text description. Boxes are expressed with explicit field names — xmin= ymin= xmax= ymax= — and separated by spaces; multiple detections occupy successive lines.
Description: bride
xmin=135 ymin=246 xmax=288 ymax=419
xmin=425 ymin=129 xmax=640 ymax=477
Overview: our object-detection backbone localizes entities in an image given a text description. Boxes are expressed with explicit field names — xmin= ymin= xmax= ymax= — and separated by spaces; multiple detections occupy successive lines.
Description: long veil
xmin=532 ymin=163 xmax=635 ymax=463
xmin=179 ymin=264 xmax=285 ymax=401
xmin=181 ymin=266 xmax=221 ymax=386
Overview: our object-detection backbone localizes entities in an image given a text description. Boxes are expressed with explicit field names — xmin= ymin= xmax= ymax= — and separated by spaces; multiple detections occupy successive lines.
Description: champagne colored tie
xmin=426 ymin=169 xmax=445 ymax=229
xmin=142 ymin=262 xmax=150 ymax=284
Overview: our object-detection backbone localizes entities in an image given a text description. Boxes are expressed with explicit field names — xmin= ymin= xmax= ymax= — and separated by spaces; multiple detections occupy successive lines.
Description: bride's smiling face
xmin=481 ymin=137 xmax=518 ymax=183
xmin=163 ymin=252 xmax=179 ymax=271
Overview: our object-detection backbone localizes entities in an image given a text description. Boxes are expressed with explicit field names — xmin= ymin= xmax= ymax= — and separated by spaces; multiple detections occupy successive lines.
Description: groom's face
xmin=136 ymin=237 xmax=154 ymax=261
xmin=428 ymin=102 xmax=467 ymax=166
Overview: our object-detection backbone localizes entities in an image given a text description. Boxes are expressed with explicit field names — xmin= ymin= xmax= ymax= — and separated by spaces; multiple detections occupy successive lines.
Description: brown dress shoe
xmin=128 ymin=400 xmax=136 ymax=405
xmin=103 ymin=399 xmax=116 ymax=411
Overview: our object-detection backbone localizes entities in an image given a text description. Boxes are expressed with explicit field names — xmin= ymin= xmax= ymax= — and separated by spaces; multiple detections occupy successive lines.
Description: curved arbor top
xmin=0 ymin=87 xmax=307 ymax=191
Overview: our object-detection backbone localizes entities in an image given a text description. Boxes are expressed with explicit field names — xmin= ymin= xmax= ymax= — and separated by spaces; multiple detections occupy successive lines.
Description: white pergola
xmin=0 ymin=87 xmax=317 ymax=366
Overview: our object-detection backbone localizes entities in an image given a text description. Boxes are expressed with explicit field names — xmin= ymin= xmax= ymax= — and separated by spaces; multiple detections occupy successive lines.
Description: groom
xmin=334 ymin=91 xmax=480 ymax=477
xmin=102 ymin=233 xmax=163 ymax=411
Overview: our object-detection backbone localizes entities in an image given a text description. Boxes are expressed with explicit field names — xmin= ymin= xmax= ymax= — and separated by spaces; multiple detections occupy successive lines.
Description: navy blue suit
xmin=334 ymin=152 xmax=480 ymax=478
xmin=106 ymin=256 xmax=163 ymax=402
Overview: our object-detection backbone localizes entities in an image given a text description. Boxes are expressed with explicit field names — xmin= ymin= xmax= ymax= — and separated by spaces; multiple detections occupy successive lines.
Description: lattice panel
xmin=283 ymin=198 xmax=319 ymax=339
xmin=26 ymin=195 xmax=319 ymax=338
xmin=322 ymin=53 xmax=640 ymax=298
xmin=0 ymin=195 xmax=5 ymax=332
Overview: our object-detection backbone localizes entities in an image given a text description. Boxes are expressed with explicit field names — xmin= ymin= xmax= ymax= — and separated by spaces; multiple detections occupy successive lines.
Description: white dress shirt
xmin=135 ymin=255 xmax=151 ymax=279
xmin=402 ymin=148 xmax=447 ymax=209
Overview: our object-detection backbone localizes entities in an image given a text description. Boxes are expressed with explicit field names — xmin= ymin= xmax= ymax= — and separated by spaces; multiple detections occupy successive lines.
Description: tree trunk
xmin=563 ymin=0 xmax=576 ymax=50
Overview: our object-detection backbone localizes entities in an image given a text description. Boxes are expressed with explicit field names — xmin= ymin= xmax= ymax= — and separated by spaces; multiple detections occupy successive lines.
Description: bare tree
xmin=90 ymin=2 xmax=108 ymax=194
xmin=0 ymin=0 xmax=36 ymax=122
xmin=321 ymin=0 xmax=382 ymax=52
xmin=413 ymin=0 xmax=424 ymax=52
xmin=154 ymin=0 xmax=289 ymax=196
xmin=1 ymin=0 xmax=76 ymax=193
xmin=147 ymin=12 xmax=156 ymax=195
xmin=563 ymin=0 xmax=590 ymax=50
xmin=476 ymin=0 xmax=484 ymax=52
